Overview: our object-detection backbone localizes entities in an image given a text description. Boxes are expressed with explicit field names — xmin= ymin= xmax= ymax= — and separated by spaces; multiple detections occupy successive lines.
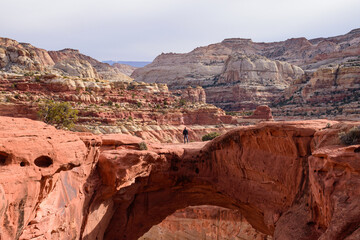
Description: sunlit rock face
xmin=0 ymin=37 xmax=132 ymax=81
xmin=132 ymin=29 xmax=360 ymax=110
xmin=132 ymin=51 xmax=303 ymax=111
xmin=272 ymin=64 xmax=360 ymax=120
xmin=1 ymin=117 xmax=360 ymax=240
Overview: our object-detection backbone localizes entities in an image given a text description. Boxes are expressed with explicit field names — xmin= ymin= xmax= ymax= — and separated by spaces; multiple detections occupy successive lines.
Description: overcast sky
xmin=1 ymin=0 xmax=359 ymax=61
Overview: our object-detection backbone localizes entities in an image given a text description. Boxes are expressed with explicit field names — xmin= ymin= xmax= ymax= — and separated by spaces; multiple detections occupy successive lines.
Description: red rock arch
xmin=83 ymin=123 xmax=319 ymax=240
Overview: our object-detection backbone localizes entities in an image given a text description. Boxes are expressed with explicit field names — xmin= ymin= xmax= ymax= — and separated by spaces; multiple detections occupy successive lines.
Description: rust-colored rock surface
xmin=0 ymin=116 xmax=101 ymax=239
xmin=246 ymin=105 xmax=273 ymax=120
xmin=181 ymin=86 xmax=206 ymax=104
xmin=1 ymin=117 xmax=360 ymax=239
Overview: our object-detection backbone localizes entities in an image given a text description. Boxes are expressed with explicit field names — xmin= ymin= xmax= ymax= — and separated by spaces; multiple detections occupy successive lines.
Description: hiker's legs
xmin=186 ymin=135 xmax=189 ymax=143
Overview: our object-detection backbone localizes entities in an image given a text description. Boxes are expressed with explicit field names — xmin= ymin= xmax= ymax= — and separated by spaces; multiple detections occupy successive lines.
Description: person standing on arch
xmin=183 ymin=127 xmax=189 ymax=144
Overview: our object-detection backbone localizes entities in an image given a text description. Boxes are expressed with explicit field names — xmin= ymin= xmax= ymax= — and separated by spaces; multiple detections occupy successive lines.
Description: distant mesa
xmin=102 ymin=60 xmax=152 ymax=68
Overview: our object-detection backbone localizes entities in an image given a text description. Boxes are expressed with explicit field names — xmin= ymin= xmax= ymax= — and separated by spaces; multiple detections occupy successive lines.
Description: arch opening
xmin=139 ymin=205 xmax=270 ymax=240
xmin=101 ymin=173 xmax=271 ymax=240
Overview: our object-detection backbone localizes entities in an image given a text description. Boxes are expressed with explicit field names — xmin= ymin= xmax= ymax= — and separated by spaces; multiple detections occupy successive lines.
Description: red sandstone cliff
xmin=1 ymin=117 xmax=358 ymax=239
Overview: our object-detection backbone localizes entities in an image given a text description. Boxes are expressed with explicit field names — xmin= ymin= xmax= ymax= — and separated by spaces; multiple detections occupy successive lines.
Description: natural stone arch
xmin=85 ymin=123 xmax=321 ymax=240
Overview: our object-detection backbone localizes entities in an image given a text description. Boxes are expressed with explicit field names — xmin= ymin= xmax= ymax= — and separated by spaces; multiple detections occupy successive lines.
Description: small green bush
xmin=38 ymin=100 xmax=78 ymax=129
xmin=179 ymin=99 xmax=186 ymax=106
xmin=202 ymin=132 xmax=220 ymax=141
xmin=339 ymin=126 xmax=360 ymax=145
xmin=225 ymin=111 xmax=237 ymax=116
xmin=139 ymin=142 xmax=148 ymax=150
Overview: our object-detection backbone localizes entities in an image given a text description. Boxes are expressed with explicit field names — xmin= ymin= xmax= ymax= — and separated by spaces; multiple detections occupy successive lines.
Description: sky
xmin=1 ymin=0 xmax=360 ymax=61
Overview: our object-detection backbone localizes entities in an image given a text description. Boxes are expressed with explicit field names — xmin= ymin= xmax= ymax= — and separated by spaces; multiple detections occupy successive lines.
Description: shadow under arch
xmin=104 ymin=170 xmax=270 ymax=240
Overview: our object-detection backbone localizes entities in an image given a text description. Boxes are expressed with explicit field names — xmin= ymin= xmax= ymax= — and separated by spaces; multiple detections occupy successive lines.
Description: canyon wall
xmin=0 ymin=73 xmax=243 ymax=143
xmin=132 ymin=29 xmax=360 ymax=111
xmin=1 ymin=117 xmax=360 ymax=239
xmin=0 ymin=37 xmax=132 ymax=81
xmin=132 ymin=50 xmax=303 ymax=111
xmin=272 ymin=63 xmax=360 ymax=120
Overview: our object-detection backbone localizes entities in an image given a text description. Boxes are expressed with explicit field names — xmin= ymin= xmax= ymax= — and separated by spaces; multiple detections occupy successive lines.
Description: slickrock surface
xmin=0 ymin=37 xmax=131 ymax=81
xmin=132 ymin=29 xmax=360 ymax=111
xmin=1 ymin=117 xmax=360 ymax=240
xmin=0 ymin=117 xmax=101 ymax=240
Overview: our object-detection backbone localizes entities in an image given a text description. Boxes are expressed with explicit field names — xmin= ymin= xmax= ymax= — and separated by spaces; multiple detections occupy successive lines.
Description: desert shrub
xmin=139 ymin=142 xmax=148 ymax=150
xmin=202 ymin=132 xmax=220 ymax=141
xmin=127 ymin=85 xmax=135 ymax=90
xmin=339 ymin=126 xmax=360 ymax=145
xmin=225 ymin=111 xmax=237 ymax=116
xmin=24 ymin=72 xmax=34 ymax=77
xmin=241 ymin=111 xmax=253 ymax=116
xmin=106 ymin=100 xmax=113 ymax=106
xmin=179 ymin=99 xmax=186 ymax=106
xmin=38 ymin=100 xmax=78 ymax=129
xmin=136 ymin=101 xmax=142 ymax=108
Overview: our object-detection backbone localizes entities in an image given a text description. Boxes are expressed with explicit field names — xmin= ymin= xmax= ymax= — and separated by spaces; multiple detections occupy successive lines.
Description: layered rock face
xmin=0 ymin=74 xmax=242 ymax=142
xmin=272 ymin=63 xmax=360 ymax=119
xmin=181 ymin=86 xmax=206 ymax=104
xmin=112 ymin=63 xmax=137 ymax=76
xmin=132 ymin=29 xmax=360 ymax=111
xmin=0 ymin=38 xmax=55 ymax=72
xmin=205 ymin=54 xmax=303 ymax=110
xmin=132 ymin=51 xmax=303 ymax=110
xmin=0 ymin=37 xmax=132 ymax=81
xmin=1 ymin=117 xmax=360 ymax=239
